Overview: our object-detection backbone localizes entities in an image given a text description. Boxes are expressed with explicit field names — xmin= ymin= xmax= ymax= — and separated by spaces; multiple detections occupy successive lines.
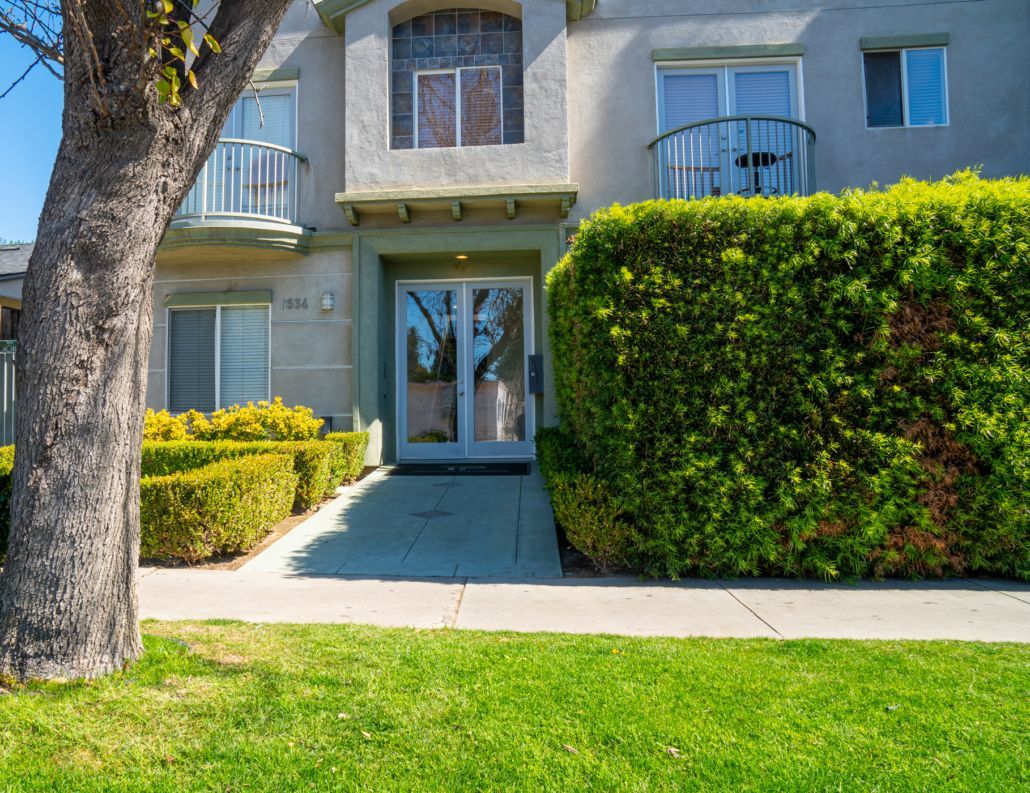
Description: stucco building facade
xmin=149 ymin=0 xmax=1030 ymax=464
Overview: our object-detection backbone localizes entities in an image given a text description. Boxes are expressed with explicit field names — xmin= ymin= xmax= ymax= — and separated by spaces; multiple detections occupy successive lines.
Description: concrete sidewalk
xmin=239 ymin=467 xmax=561 ymax=578
xmin=139 ymin=569 xmax=1030 ymax=642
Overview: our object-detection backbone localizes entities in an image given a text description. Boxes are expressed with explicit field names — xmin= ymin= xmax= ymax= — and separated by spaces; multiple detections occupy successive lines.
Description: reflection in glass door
xmin=471 ymin=286 xmax=525 ymax=450
xmin=397 ymin=279 xmax=533 ymax=460
xmin=401 ymin=288 xmax=461 ymax=458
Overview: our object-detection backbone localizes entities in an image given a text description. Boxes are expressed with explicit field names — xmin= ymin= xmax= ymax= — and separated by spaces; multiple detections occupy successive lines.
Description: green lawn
xmin=1 ymin=623 xmax=1026 ymax=791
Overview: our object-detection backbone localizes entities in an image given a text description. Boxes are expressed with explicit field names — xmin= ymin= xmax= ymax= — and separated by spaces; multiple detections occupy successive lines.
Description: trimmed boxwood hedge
xmin=140 ymin=453 xmax=297 ymax=562
xmin=0 ymin=433 xmax=368 ymax=563
xmin=545 ymin=173 xmax=1029 ymax=580
xmin=325 ymin=431 xmax=370 ymax=484
xmin=142 ymin=434 xmax=368 ymax=510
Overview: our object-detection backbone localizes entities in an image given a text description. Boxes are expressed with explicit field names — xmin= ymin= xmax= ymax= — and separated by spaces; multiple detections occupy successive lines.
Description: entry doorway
xmin=396 ymin=278 xmax=534 ymax=461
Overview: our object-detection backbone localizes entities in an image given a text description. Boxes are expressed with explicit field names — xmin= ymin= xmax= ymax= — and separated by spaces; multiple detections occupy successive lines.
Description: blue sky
xmin=0 ymin=38 xmax=63 ymax=242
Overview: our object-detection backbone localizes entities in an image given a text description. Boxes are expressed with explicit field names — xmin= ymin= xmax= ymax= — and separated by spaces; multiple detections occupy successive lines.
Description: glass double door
xmin=398 ymin=279 xmax=533 ymax=460
xmin=660 ymin=64 xmax=800 ymax=196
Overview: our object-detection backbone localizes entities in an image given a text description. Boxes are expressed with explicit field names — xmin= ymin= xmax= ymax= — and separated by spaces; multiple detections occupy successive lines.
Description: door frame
xmin=395 ymin=276 xmax=535 ymax=462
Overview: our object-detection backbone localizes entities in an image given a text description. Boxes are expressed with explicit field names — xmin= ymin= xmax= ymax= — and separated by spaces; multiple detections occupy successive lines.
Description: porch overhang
xmin=335 ymin=183 xmax=578 ymax=227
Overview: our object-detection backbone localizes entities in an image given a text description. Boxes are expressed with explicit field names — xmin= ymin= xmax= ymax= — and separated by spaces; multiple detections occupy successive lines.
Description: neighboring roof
xmin=0 ymin=244 xmax=31 ymax=280
xmin=313 ymin=0 xmax=597 ymax=34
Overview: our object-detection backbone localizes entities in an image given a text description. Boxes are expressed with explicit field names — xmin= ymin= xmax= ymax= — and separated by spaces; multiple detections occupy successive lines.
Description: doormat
xmin=389 ymin=462 xmax=531 ymax=476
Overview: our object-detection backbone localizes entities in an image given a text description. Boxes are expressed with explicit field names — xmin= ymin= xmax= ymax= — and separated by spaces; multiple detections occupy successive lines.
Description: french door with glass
xmin=397 ymin=279 xmax=533 ymax=460
xmin=658 ymin=62 xmax=801 ymax=196
xmin=192 ymin=85 xmax=297 ymax=220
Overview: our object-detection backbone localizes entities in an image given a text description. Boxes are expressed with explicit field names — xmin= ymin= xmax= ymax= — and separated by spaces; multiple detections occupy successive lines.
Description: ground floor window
xmin=168 ymin=304 xmax=269 ymax=413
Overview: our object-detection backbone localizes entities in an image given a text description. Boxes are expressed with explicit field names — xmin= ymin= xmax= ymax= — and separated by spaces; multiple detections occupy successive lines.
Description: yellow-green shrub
xmin=140 ymin=453 xmax=297 ymax=562
xmin=546 ymin=173 xmax=1029 ymax=580
xmin=192 ymin=398 xmax=323 ymax=441
xmin=143 ymin=398 xmax=323 ymax=442
xmin=142 ymin=409 xmax=190 ymax=441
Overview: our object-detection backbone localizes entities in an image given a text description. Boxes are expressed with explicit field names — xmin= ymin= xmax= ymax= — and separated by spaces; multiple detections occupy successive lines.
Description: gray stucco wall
xmin=344 ymin=0 xmax=570 ymax=192
xmin=148 ymin=248 xmax=354 ymax=431
xmin=567 ymin=0 xmax=1030 ymax=222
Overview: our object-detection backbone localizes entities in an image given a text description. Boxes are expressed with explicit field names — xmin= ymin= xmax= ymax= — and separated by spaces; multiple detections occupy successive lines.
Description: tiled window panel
xmin=391 ymin=9 xmax=524 ymax=149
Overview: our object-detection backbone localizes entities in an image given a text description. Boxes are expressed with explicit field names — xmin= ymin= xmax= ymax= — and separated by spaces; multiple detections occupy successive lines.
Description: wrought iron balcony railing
xmin=649 ymin=116 xmax=816 ymax=201
xmin=174 ymin=138 xmax=307 ymax=225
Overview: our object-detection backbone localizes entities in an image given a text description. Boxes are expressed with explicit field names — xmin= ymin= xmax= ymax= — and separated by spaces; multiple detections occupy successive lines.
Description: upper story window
xmin=223 ymin=84 xmax=297 ymax=148
xmin=654 ymin=61 xmax=810 ymax=199
xmin=391 ymin=9 xmax=524 ymax=149
xmin=863 ymin=47 xmax=948 ymax=127
xmin=658 ymin=63 xmax=800 ymax=132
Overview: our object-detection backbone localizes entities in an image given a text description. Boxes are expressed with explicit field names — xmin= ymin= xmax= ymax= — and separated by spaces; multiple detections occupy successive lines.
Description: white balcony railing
xmin=174 ymin=138 xmax=307 ymax=225
xmin=649 ymin=116 xmax=816 ymax=200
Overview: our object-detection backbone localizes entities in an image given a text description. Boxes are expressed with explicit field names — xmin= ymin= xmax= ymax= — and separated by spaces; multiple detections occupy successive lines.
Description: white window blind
xmin=240 ymin=92 xmax=294 ymax=148
xmin=661 ymin=73 xmax=719 ymax=131
xmin=167 ymin=303 xmax=269 ymax=412
xmin=168 ymin=309 xmax=216 ymax=413
xmin=904 ymin=48 xmax=947 ymax=125
xmin=219 ymin=306 xmax=270 ymax=407
xmin=733 ymin=70 xmax=792 ymax=116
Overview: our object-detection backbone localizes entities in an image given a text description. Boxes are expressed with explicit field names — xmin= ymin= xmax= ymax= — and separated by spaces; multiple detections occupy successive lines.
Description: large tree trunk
xmin=0 ymin=134 xmax=163 ymax=678
xmin=0 ymin=0 xmax=293 ymax=680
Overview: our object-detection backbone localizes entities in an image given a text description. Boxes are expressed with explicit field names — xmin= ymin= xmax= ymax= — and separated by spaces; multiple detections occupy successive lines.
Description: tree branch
xmin=0 ymin=6 xmax=64 ymax=65
xmin=0 ymin=53 xmax=44 ymax=98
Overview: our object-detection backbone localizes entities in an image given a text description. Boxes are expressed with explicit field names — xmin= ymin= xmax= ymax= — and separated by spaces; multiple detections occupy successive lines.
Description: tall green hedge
xmin=546 ymin=173 xmax=1029 ymax=579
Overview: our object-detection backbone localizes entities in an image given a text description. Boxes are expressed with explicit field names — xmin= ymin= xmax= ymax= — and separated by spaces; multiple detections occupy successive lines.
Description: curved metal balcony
xmin=174 ymin=138 xmax=307 ymax=225
xmin=648 ymin=116 xmax=816 ymax=201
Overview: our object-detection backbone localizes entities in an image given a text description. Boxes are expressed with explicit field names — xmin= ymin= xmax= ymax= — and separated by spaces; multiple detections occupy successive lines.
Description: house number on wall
xmin=281 ymin=297 xmax=308 ymax=310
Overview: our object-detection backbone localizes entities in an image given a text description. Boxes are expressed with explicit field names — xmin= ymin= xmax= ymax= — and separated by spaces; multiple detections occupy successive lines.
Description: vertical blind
xmin=219 ymin=306 xmax=270 ymax=408
xmin=167 ymin=305 xmax=269 ymax=413
xmin=168 ymin=308 xmax=216 ymax=413
xmin=904 ymin=48 xmax=946 ymax=125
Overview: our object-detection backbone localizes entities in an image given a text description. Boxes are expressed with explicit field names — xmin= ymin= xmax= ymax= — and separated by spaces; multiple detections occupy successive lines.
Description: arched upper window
xmin=390 ymin=8 xmax=524 ymax=149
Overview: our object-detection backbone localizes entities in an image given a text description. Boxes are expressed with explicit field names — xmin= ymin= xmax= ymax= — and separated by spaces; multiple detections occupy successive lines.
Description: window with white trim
xmin=863 ymin=47 xmax=948 ymax=127
xmin=658 ymin=63 xmax=800 ymax=133
xmin=223 ymin=84 xmax=297 ymax=148
xmin=168 ymin=304 xmax=270 ymax=413
xmin=414 ymin=66 xmax=503 ymax=149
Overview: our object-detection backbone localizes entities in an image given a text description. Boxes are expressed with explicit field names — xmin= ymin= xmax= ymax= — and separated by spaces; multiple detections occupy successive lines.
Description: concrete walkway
xmin=139 ymin=570 xmax=1030 ymax=642
xmin=240 ymin=467 xmax=561 ymax=578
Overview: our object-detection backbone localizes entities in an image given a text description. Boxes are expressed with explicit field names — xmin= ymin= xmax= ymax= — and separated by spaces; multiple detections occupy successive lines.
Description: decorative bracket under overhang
xmin=336 ymin=183 xmax=578 ymax=226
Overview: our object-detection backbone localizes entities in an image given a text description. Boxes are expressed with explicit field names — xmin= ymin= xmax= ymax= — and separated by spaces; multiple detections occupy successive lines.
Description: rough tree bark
xmin=0 ymin=0 xmax=294 ymax=680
